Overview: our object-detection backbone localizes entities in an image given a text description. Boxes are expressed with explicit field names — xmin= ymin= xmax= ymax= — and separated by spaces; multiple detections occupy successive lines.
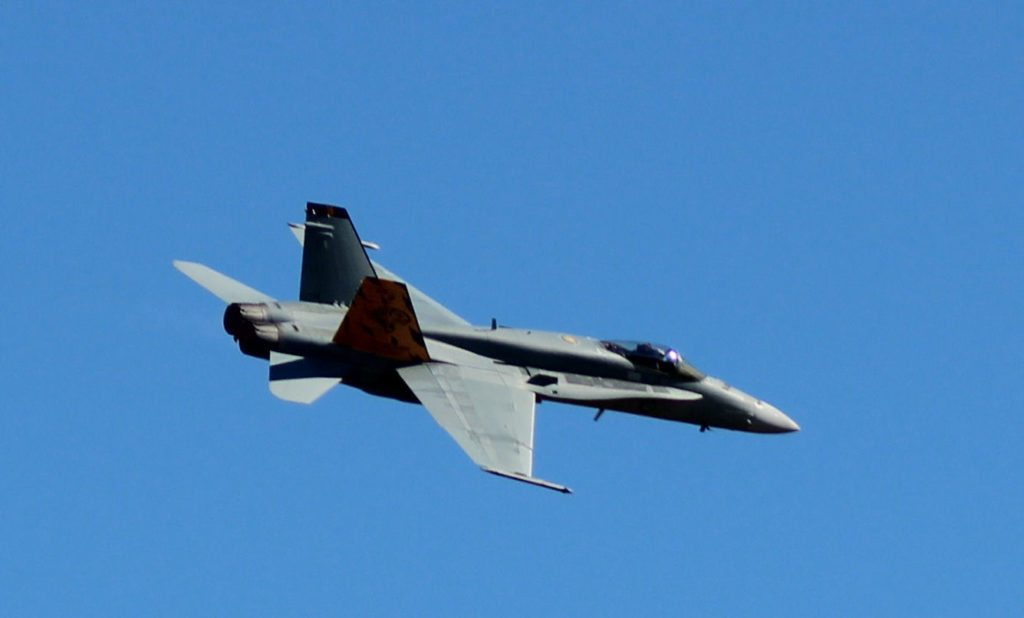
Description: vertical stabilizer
xmin=299 ymin=203 xmax=377 ymax=305
xmin=333 ymin=278 xmax=431 ymax=362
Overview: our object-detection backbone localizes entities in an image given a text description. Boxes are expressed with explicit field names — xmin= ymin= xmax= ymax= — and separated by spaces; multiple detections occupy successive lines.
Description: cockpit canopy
xmin=601 ymin=340 xmax=705 ymax=381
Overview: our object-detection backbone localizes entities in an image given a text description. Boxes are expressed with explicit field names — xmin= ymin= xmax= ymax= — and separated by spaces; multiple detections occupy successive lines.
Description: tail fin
xmin=333 ymin=277 xmax=431 ymax=362
xmin=289 ymin=221 xmax=470 ymax=329
xmin=299 ymin=203 xmax=376 ymax=306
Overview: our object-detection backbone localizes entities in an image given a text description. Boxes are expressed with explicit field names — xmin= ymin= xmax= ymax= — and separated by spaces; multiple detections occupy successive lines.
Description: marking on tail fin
xmin=333 ymin=278 xmax=430 ymax=362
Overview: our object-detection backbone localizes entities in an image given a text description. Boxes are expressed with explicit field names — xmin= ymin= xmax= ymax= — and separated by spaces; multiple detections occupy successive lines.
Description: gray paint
xmin=175 ymin=205 xmax=799 ymax=493
xmin=298 ymin=203 xmax=376 ymax=306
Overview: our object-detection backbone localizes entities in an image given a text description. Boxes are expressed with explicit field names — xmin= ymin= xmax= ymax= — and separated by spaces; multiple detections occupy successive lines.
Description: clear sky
xmin=3 ymin=3 xmax=1022 ymax=616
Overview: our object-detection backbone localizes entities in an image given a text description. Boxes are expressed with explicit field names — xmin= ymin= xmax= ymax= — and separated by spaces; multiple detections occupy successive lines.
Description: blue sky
xmin=3 ymin=3 xmax=1022 ymax=616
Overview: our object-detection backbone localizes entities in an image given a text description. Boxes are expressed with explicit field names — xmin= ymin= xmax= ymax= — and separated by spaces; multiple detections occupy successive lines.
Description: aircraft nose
xmin=752 ymin=403 xmax=800 ymax=433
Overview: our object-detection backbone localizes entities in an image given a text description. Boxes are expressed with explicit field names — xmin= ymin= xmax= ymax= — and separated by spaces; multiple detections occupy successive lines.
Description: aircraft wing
xmin=397 ymin=362 xmax=571 ymax=493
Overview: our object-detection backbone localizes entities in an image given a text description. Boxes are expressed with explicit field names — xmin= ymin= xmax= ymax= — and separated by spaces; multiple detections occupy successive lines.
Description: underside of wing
xmin=398 ymin=362 xmax=571 ymax=493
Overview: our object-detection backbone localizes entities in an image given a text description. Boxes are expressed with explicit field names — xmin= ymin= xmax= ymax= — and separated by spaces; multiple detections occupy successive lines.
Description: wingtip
xmin=482 ymin=468 xmax=573 ymax=494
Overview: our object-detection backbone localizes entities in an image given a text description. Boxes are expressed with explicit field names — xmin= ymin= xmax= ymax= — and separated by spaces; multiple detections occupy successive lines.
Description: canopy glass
xmin=601 ymin=340 xmax=705 ymax=381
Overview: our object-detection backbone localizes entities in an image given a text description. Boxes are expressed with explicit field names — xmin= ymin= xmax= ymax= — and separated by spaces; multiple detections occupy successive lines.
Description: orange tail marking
xmin=332 ymin=278 xmax=430 ymax=362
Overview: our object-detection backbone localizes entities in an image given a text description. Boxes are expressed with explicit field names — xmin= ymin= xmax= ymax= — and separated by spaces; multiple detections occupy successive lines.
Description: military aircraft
xmin=174 ymin=203 xmax=798 ymax=493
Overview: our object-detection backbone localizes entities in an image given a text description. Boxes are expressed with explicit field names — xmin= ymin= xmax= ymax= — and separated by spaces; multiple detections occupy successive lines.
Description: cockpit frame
xmin=601 ymin=340 xmax=705 ymax=382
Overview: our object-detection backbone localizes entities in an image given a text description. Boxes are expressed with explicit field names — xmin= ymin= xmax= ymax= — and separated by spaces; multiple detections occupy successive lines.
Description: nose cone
xmin=751 ymin=403 xmax=800 ymax=433
xmin=699 ymin=377 xmax=800 ymax=434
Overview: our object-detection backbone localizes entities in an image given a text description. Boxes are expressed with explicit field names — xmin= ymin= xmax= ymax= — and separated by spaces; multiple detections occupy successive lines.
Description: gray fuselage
xmin=224 ymin=300 xmax=799 ymax=434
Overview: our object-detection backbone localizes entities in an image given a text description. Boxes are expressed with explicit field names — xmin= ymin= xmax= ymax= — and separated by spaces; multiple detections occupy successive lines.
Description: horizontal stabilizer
xmin=482 ymin=468 xmax=572 ymax=494
xmin=269 ymin=351 xmax=342 ymax=404
xmin=173 ymin=261 xmax=274 ymax=304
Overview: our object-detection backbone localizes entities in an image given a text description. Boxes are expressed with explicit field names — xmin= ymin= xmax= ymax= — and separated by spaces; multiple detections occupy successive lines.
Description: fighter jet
xmin=174 ymin=203 xmax=798 ymax=493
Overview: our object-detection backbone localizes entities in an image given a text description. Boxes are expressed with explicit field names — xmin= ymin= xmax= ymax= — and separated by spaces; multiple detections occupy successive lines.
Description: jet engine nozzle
xmin=223 ymin=303 xmax=274 ymax=359
xmin=253 ymin=323 xmax=280 ymax=344
xmin=224 ymin=302 xmax=279 ymax=332
xmin=238 ymin=303 xmax=269 ymax=323
xmin=224 ymin=303 xmax=295 ymax=335
xmin=224 ymin=303 xmax=250 ymax=337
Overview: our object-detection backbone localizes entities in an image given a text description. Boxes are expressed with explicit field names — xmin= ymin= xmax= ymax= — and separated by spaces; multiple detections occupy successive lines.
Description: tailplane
xmin=173 ymin=261 xmax=274 ymax=304
xmin=268 ymin=351 xmax=342 ymax=404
